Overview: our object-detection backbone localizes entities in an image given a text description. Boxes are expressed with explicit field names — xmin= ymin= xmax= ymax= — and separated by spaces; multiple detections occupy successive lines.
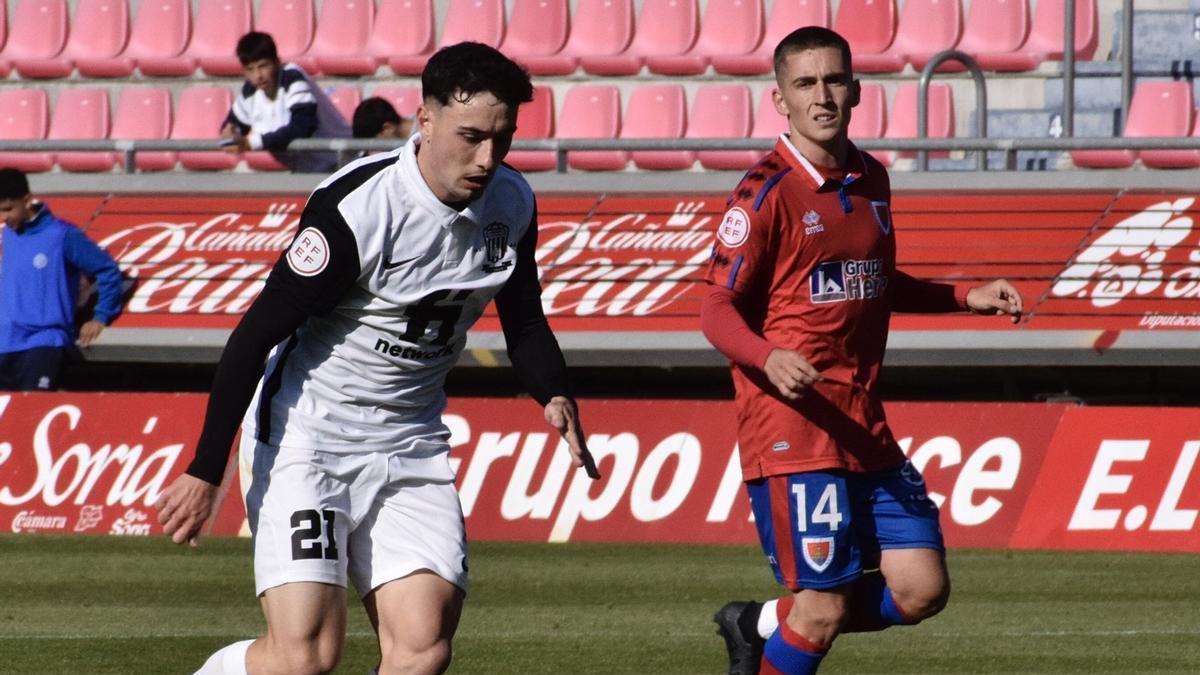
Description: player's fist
xmin=544 ymin=396 xmax=601 ymax=480
xmin=966 ymin=279 xmax=1024 ymax=324
xmin=154 ymin=473 xmax=219 ymax=547
xmin=763 ymin=349 xmax=822 ymax=400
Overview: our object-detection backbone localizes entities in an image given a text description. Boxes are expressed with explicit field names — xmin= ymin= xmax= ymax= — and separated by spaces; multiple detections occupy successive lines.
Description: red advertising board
xmin=2 ymin=392 xmax=1197 ymax=553
xmin=75 ymin=191 xmax=1200 ymax=335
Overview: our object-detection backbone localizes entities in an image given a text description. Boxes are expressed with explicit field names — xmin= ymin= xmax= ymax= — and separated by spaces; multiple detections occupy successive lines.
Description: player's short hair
xmin=421 ymin=42 xmax=534 ymax=111
xmin=236 ymin=31 xmax=279 ymax=66
xmin=773 ymin=26 xmax=854 ymax=77
xmin=353 ymin=97 xmax=403 ymax=138
xmin=0 ymin=168 xmax=30 ymax=200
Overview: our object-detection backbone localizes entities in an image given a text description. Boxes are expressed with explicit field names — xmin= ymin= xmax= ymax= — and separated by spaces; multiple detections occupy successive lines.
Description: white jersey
xmin=228 ymin=63 xmax=351 ymax=173
xmin=242 ymin=134 xmax=535 ymax=455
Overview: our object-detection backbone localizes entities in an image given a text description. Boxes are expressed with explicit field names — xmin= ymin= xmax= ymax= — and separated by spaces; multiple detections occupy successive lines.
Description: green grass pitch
xmin=1 ymin=534 xmax=1197 ymax=673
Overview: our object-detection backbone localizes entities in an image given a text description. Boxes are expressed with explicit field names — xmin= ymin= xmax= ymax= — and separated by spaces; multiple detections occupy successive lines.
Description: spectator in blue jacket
xmin=0 ymin=168 xmax=124 ymax=390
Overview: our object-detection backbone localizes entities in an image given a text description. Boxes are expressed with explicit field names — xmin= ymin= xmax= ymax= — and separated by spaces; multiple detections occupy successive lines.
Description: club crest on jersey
xmin=810 ymin=258 xmax=888 ymax=304
xmin=899 ymin=460 xmax=926 ymax=487
xmin=871 ymin=201 xmax=893 ymax=235
xmin=718 ymin=207 xmax=750 ymax=248
xmin=802 ymin=210 xmax=824 ymax=235
xmin=482 ymin=222 xmax=512 ymax=273
xmin=287 ymin=227 xmax=330 ymax=277
xmin=802 ymin=536 xmax=835 ymax=572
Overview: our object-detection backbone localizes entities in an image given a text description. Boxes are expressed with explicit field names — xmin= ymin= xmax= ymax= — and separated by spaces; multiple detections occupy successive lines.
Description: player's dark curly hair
xmin=773 ymin=26 xmax=854 ymax=77
xmin=236 ymin=31 xmax=279 ymax=66
xmin=0 ymin=168 xmax=30 ymax=200
xmin=421 ymin=42 xmax=534 ymax=110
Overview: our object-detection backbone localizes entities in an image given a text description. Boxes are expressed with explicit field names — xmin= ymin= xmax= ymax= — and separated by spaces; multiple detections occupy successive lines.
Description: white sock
xmin=195 ymin=639 xmax=253 ymax=675
xmin=757 ymin=599 xmax=780 ymax=639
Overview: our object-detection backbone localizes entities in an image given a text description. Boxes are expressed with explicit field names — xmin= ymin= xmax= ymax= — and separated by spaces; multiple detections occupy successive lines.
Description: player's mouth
xmin=813 ymin=112 xmax=839 ymax=126
xmin=463 ymin=174 xmax=490 ymax=190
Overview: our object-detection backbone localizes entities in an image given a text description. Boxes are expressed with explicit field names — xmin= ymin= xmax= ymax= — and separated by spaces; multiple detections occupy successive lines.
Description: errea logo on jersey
xmin=810 ymin=259 xmax=888 ymax=304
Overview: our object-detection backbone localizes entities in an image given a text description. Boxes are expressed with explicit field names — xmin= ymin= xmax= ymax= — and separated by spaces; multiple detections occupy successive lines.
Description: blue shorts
xmin=746 ymin=460 xmax=944 ymax=591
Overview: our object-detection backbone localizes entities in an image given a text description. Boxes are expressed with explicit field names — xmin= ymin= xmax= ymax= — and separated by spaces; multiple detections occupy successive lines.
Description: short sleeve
xmin=704 ymin=194 xmax=774 ymax=297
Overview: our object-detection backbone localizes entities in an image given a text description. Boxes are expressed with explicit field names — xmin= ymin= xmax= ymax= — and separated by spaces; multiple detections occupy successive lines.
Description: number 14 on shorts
xmin=792 ymin=482 xmax=844 ymax=533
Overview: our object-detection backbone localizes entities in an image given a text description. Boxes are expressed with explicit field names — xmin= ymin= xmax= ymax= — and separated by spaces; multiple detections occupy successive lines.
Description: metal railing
xmin=917 ymin=50 xmax=988 ymax=171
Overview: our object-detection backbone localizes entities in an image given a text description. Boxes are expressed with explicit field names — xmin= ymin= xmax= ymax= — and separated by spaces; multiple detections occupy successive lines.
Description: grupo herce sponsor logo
xmin=1052 ymin=198 xmax=1200 ymax=309
xmin=810 ymin=258 xmax=888 ymax=304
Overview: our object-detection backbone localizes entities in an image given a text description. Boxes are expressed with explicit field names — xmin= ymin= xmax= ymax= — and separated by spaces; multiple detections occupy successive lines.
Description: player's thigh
xmin=257 ymin=581 xmax=348 ymax=670
xmin=366 ymin=571 xmax=465 ymax=658
xmin=746 ymin=472 xmax=861 ymax=593
xmin=14 ymin=347 xmax=64 ymax=390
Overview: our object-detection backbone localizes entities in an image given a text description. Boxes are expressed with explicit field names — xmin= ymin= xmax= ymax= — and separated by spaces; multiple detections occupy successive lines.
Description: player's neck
xmin=791 ymin=134 xmax=849 ymax=170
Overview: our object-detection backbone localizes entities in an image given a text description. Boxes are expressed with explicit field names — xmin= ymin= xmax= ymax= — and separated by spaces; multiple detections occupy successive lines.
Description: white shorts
xmin=240 ymin=435 xmax=468 ymax=598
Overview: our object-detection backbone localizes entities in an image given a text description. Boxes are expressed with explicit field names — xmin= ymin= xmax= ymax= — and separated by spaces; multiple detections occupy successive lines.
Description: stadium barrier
xmin=1 ymin=392 xmax=1197 ymax=553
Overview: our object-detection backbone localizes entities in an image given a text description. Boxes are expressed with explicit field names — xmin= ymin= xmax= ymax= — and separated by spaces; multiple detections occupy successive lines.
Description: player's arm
xmin=155 ymin=201 xmax=361 ymax=545
xmin=494 ymin=210 xmax=600 ymax=479
xmin=891 ymin=271 xmax=1023 ymax=322
xmin=62 ymin=226 xmax=124 ymax=347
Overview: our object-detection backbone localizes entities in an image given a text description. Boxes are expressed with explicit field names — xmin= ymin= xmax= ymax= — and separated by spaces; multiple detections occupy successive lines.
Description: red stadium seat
xmin=858 ymin=0 xmax=962 ymax=74
xmin=20 ymin=0 xmax=130 ymax=78
xmin=327 ymin=86 xmax=363 ymax=126
xmin=690 ymin=84 xmax=755 ymax=171
xmin=579 ymin=0 xmax=698 ymax=76
xmin=849 ymin=83 xmax=887 ymax=141
xmin=8 ymin=0 xmax=69 ymax=79
xmin=120 ymin=0 xmax=194 ymax=77
xmin=1141 ymin=105 xmax=1200 ymax=170
xmin=189 ymin=0 xmax=253 ymax=77
xmin=626 ymin=84 xmax=690 ymax=170
xmin=506 ymin=86 xmax=557 ymax=172
xmin=832 ymin=0 xmax=896 ymax=67
xmin=370 ymin=85 xmax=422 ymax=120
xmin=53 ymin=88 xmax=114 ymax=172
xmin=111 ymin=87 xmax=175 ymax=172
xmin=310 ymin=0 xmax=376 ymax=75
xmin=711 ymin=0 xmax=830 ymax=75
xmin=646 ymin=0 xmax=764 ymax=76
xmin=502 ymin=0 xmax=574 ymax=76
xmin=440 ymin=0 xmax=506 ymax=49
xmin=977 ymin=0 xmax=1097 ymax=72
xmin=880 ymin=83 xmax=954 ymax=166
xmin=382 ymin=0 xmax=437 ymax=75
xmin=175 ymin=86 xmax=238 ymax=171
xmin=553 ymin=0 xmax=634 ymax=76
xmin=558 ymin=85 xmax=625 ymax=171
xmin=1073 ymin=81 xmax=1192 ymax=170
xmin=752 ymin=86 xmax=788 ymax=140
xmin=0 ymin=89 xmax=51 ymax=172
xmin=0 ymin=4 xmax=9 ymax=77
xmin=955 ymin=0 xmax=1030 ymax=71
xmin=258 ymin=0 xmax=317 ymax=73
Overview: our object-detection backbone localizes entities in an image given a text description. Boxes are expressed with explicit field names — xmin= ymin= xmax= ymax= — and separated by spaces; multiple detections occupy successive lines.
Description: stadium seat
xmin=0 ymin=4 xmax=9 ymax=77
xmin=857 ymin=0 xmax=962 ymax=73
xmin=506 ymin=86 xmax=557 ymax=172
xmin=440 ymin=0 xmax=506 ymax=49
xmin=8 ymin=0 xmax=69 ymax=79
xmin=53 ymin=88 xmax=114 ymax=172
xmin=751 ymin=86 xmax=789 ymax=140
xmin=310 ymin=0 xmax=376 ymax=75
xmin=558 ymin=85 xmax=625 ymax=171
xmin=711 ymin=0 xmax=830 ymax=75
xmin=955 ymin=0 xmax=1030 ymax=71
xmin=645 ymin=0 xmax=764 ymax=76
xmin=849 ymin=83 xmax=887 ymax=140
xmin=551 ymin=0 xmax=634 ymax=77
xmin=832 ymin=0 xmax=896 ymax=68
xmin=18 ymin=0 xmax=130 ymax=78
xmin=257 ymin=0 xmax=317 ymax=73
xmin=625 ymin=84 xmax=690 ymax=170
xmin=382 ymin=0 xmax=437 ymax=75
xmin=501 ymin=0 xmax=574 ymax=76
xmin=189 ymin=0 xmax=253 ymax=77
xmin=370 ymin=85 xmax=422 ymax=120
xmin=0 ymin=89 xmax=51 ymax=173
xmin=327 ymin=86 xmax=363 ymax=125
xmin=880 ymin=83 xmax=954 ymax=166
xmin=174 ymin=87 xmax=239 ymax=171
xmin=579 ymin=0 xmax=699 ymax=76
xmin=1141 ymin=107 xmax=1200 ymax=170
xmin=1072 ymin=81 xmax=1192 ymax=169
xmin=111 ymin=87 xmax=175 ymax=172
xmin=976 ymin=0 xmax=1097 ymax=71
xmin=690 ymin=84 xmax=756 ymax=171
xmin=120 ymin=0 xmax=194 ymax=77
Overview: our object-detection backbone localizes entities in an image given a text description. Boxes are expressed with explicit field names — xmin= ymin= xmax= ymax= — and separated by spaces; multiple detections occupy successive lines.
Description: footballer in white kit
xmin=157 ymin=42 xmax=597 ymax=675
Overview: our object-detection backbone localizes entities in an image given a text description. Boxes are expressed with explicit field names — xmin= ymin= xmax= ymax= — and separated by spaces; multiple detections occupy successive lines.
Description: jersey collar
xmin=775 ymin=133 xmax=869 ymax=192
xmin=401 ymin=133 xmax=490 ymax=227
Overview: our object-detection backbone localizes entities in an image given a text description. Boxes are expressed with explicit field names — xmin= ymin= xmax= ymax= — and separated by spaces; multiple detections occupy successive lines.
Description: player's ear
xmin=771 ymin=87 xmax=787 ymax=117
xmin=848 ymin=79 xmax=861 ymax=108
xmin=416 ymin=104 xmax=433 ymax=138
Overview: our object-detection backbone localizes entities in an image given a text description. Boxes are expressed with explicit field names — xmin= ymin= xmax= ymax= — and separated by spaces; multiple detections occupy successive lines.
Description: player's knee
xmin=380 ymin=637 xmax=453 ymax=675
xmin=267 ymin=635 xmax=343 ymax=675
xmin=893 ymin=577 xmax=950 ymax=624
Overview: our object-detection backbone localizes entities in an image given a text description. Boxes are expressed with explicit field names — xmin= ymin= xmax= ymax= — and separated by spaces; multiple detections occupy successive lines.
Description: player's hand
xmin=763 ymin=349 xmax=822 ymax=400
xmin=545 ymin=396 xmax=601 ymax=480
xmin=966 ymin=279 xmax=1024 ymax=324
xmin=221 ymin=135 xmax=250 ymax=153
xmin=76 ymin=320 xmax=105 ymax=348
xmin=154 ymin=473 xmax=219 ymax=547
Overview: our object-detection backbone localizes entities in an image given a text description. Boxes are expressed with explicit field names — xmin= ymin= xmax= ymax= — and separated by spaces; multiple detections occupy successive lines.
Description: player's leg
xmin=350 ymin=472 xmax=469 ymax=675
xmin=252 ymin=582 xmax=348 ymax=674
xmin=13 ymin=346 xmax=64 ymax=390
